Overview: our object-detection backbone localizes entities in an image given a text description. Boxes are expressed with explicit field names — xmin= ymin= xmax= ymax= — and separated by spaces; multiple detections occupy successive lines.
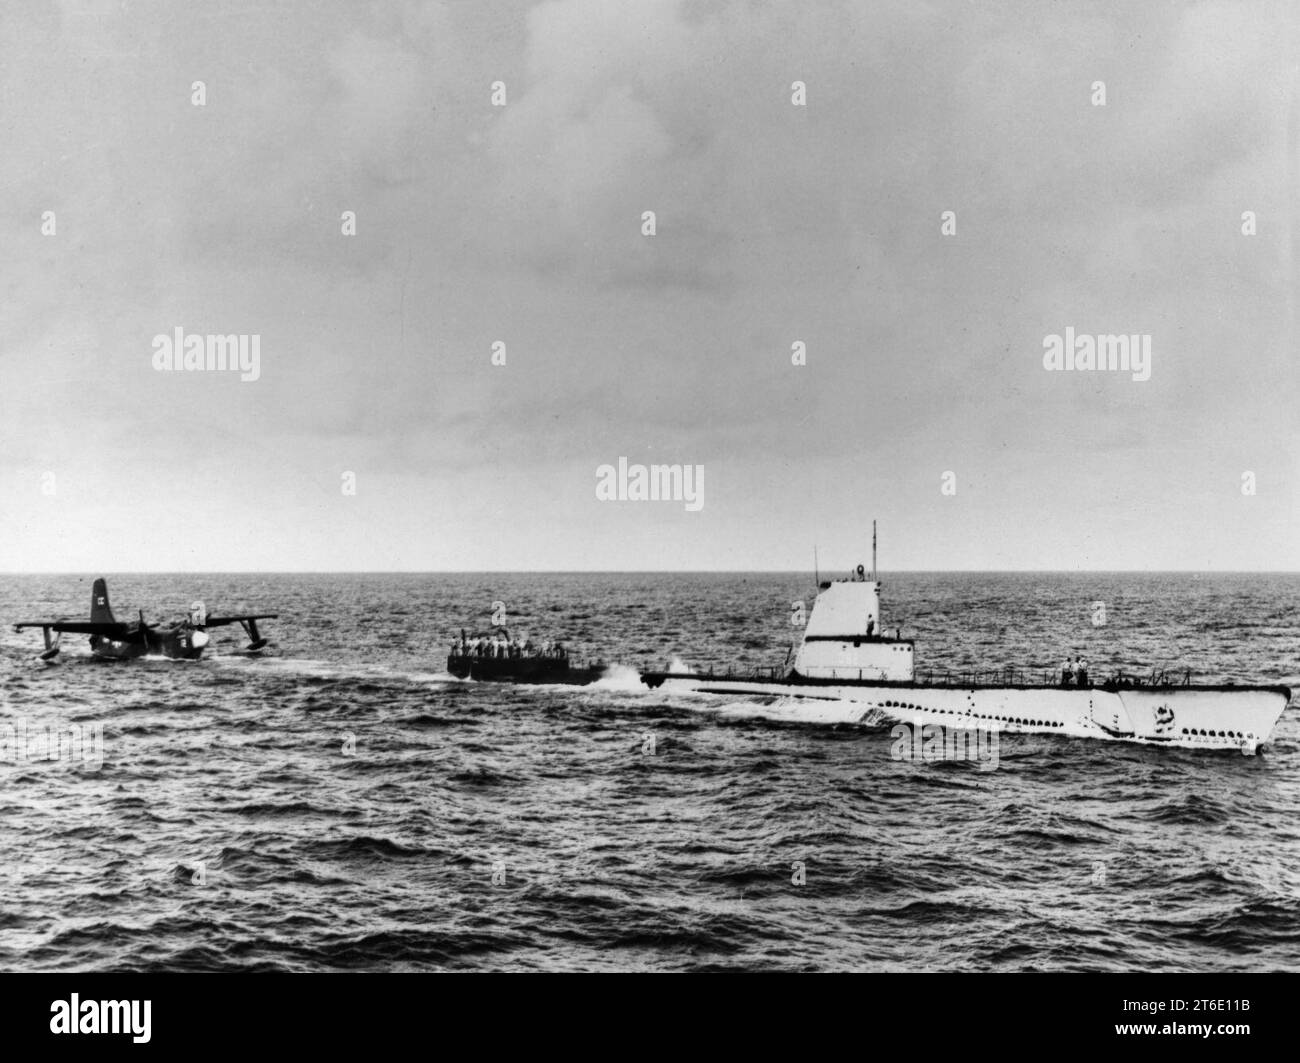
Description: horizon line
xmin=2 ymin=569 xmax=1299 ymax=576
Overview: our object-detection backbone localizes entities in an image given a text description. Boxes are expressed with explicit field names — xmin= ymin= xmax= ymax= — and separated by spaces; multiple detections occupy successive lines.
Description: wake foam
xmin=589 ymin=664 xmax=644 ymax=691
xmin=713 ymin=696 xmax=878 ymax=726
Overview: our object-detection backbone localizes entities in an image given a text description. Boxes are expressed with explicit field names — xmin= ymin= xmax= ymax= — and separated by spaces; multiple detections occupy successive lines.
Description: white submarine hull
xmin=638 ymin=671 xmax=1291 ymax=753
xmin=639 ymin=556 xmax=1291 ymax=753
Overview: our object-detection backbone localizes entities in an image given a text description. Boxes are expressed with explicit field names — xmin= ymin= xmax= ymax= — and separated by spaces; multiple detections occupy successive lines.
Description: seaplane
xmin=13 ymin=578 xmax=278 ymax=662
xmin=640 ymin=526 xmax=1293 ymax=754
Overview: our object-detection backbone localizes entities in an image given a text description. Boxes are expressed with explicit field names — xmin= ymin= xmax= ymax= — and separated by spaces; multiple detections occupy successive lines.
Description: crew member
xmin=1061 ymin=657 xmax=1074 ymax=686
xmin=1076 ymin=656 xmax=1089 ymax=687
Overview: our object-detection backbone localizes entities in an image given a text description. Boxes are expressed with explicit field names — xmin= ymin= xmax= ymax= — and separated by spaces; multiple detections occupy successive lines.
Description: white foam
xmin=589 ymin=664 xmax=644 ymax=691
xmin=713 ymin=696 xmax=878 ymax=725
xmin=414 ymin=671 xmax=471 ymax=683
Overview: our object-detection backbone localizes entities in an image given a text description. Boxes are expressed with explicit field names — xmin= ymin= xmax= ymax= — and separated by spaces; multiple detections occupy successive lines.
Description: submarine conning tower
xmin=791 ymin=561 xmax=915 ymax=682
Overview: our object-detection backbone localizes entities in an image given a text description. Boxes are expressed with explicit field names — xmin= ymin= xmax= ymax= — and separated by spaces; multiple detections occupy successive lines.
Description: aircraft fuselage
xmin=88 ymin=623 xmax=209 ymax=661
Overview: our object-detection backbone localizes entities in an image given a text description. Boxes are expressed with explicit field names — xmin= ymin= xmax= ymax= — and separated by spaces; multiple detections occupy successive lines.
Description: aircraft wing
xmin=201 ymin=614 xmax=278 ymax=628
xmin=13 ymin=620 xmax=134 ymax=637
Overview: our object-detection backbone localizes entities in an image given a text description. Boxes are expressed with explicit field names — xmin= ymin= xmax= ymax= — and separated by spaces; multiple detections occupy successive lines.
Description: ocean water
xmin=1 ymin=571 xmax=1297 ymax=973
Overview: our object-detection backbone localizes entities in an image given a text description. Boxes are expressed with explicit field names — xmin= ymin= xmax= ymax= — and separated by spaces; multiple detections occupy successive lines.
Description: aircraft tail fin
xmin=89 ymin=578 xmax=116 ymax=624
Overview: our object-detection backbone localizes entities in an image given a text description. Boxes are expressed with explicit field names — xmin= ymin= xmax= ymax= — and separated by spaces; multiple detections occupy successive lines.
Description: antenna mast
xmin=814 ymin=544 xmax=819 ymax=588
xmin=872 ymin=520 xmax=877 ymax=579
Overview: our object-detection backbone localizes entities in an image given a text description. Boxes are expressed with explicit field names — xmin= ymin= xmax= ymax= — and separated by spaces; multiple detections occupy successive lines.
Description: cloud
xmin=0 ymin=1 xmax=1296 ymax=570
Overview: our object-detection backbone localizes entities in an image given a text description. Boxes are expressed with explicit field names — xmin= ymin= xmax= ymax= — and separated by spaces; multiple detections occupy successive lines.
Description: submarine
xmin=640 ymin=527 xmax=1292 ymax=755
xmin=446 ymin=628 xmax=607 ymax=685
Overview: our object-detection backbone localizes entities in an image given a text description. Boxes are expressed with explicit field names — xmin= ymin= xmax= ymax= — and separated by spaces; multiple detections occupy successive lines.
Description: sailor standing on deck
xmin=1076 ymin=656 xmax=1089 ymax=687
xmin=1062 ymin=657 xmax=1074 ymax=686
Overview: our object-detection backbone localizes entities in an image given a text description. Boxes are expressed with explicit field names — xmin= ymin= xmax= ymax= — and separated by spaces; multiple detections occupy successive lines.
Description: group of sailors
xmin=1061 ymin=655 xmax=1089 ymax=687
xmin=453 ymin=634 xmax=567 ymax=660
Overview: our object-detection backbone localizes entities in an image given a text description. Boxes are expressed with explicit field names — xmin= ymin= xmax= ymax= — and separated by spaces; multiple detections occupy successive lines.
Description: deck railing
xmin=648 ymin=663 xmax=1193 ymax=689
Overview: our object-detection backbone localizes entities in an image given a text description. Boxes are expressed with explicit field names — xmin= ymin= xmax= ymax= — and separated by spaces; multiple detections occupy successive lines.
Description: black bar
xmin=0 ymin=972 xmax=1290 ymax=1052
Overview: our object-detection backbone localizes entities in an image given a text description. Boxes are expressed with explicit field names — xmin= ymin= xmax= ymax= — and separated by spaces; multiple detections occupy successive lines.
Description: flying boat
xmin=13 ymin=578 xmax=277 ymax=662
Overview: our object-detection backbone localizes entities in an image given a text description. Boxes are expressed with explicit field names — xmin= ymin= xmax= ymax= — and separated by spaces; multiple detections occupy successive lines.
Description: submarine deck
xmin=639 ymin=666 xmax=1291 ymax=699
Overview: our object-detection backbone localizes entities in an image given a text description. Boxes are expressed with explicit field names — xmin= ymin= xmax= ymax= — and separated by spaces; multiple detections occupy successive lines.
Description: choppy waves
xmin=0 ymin=571 xmax=1298 ymax=972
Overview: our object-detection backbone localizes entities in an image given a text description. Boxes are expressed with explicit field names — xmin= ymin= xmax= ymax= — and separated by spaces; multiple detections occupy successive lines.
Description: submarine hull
xmin=639 ymin=671 xmax=1292 ymax=753
xmin=448 ymin=654 xmax=606 ymax=686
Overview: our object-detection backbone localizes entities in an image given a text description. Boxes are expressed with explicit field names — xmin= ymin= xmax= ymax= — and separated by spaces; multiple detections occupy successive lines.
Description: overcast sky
xmin=1 ymin=0 xmax=1296 ymax=571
